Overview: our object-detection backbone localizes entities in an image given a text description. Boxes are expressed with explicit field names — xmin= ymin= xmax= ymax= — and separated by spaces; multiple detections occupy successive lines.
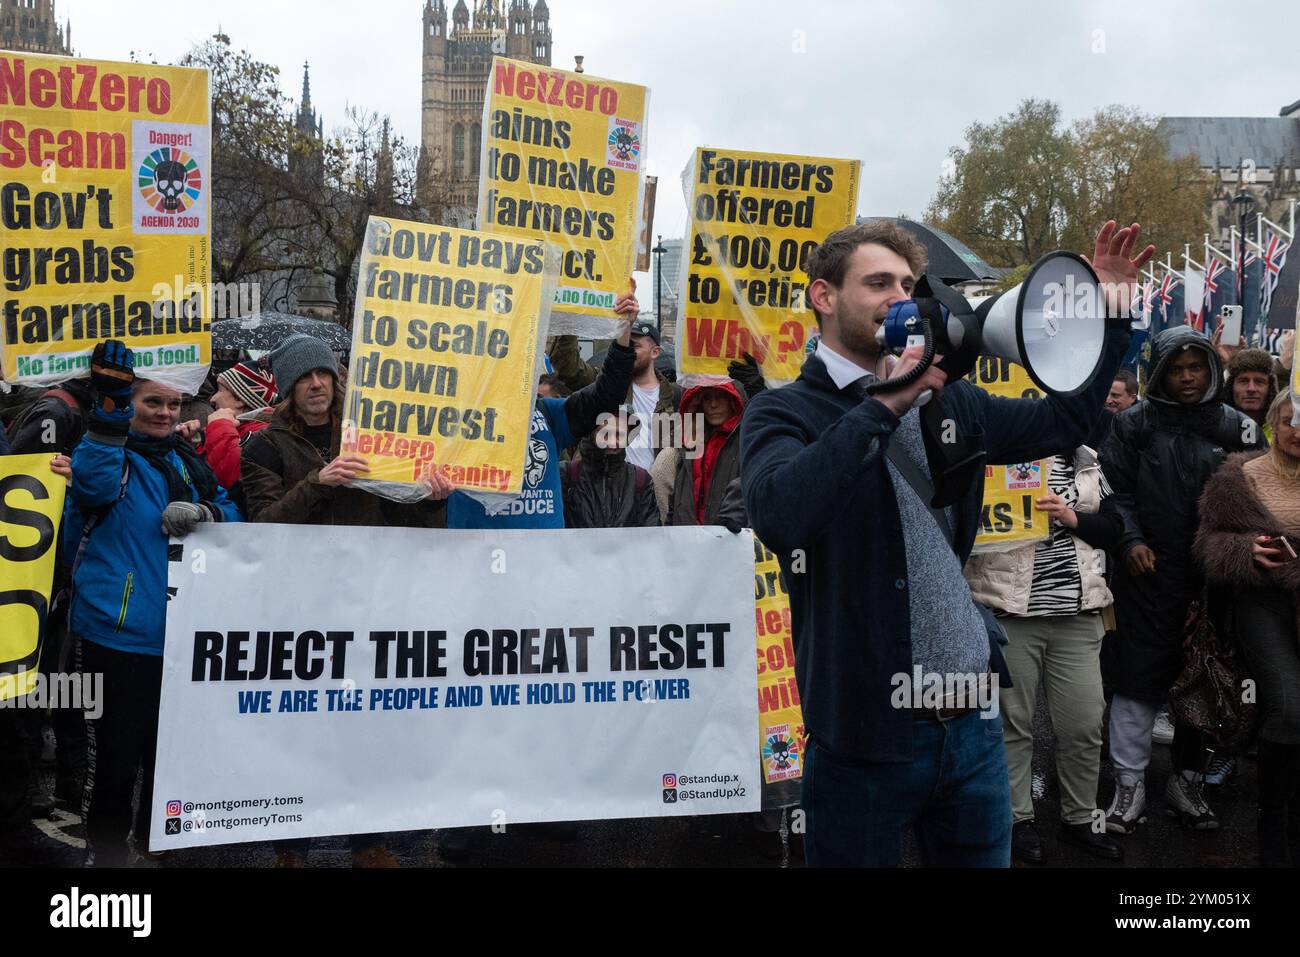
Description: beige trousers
xmin=999 ymin=612 xmax=1106 ymax=826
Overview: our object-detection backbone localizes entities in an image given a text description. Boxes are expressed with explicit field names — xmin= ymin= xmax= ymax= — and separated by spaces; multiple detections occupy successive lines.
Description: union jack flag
xmin=1260 ymin=229 xmax=1291 ymax=316
xmin=1203 ymin=258 xmax=1227 ymax=313
xmin=1157 ymin=271 xmax=1179 ymax=305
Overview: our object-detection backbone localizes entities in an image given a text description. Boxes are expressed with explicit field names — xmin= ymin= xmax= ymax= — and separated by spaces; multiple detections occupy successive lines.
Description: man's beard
xmin=836 ymin=302 xmax=883 ymax=357
xmin=633 ymin=356 xmax=654 ymax=377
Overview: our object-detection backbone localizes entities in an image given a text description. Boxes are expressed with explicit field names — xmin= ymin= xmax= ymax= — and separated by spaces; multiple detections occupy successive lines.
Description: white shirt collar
xmin=816 ymin=342 xmax=893 ymax=390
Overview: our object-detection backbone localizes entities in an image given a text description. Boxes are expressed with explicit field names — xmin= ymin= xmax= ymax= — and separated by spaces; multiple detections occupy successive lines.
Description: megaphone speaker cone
xmin=980 ymin=251 xmax=1105 ymax=396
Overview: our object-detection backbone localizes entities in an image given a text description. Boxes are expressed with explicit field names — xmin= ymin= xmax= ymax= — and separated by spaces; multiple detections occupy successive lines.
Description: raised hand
xmin=1085 ymin=221 xmax=1156 ymax=317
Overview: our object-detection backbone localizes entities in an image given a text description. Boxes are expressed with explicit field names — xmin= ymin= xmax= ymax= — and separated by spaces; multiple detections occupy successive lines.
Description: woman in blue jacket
xmin=68 ymin=341 xmax=240 ymax=866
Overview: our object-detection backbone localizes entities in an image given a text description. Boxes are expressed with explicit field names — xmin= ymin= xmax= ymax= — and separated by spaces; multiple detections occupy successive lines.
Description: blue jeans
xmin=803 ymin=710 xmax=1011 ymax=867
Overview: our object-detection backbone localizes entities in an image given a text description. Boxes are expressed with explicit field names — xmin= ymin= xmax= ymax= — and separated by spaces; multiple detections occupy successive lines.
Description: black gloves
xmin=727 ymin=352 xmax=766 ymax=399
xmin=89 ymin=340 xmax=136 ymax=438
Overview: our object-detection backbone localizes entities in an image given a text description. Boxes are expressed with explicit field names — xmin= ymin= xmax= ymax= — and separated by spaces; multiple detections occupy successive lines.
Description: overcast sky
xmin=55 ymin=0 xmax=1300 ymax=284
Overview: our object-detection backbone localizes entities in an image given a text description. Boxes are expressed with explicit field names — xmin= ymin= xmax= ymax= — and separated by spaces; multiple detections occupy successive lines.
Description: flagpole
xmin=1259 ymin=213 xmax=1294 ymax=243
xmin=1205 ymin=235 xmax=1233 ymax=267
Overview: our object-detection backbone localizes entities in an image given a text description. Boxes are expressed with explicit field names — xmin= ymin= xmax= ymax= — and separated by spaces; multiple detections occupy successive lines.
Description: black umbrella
xmin=211 ymin=311 xmax=351 ymax=353
xmin=858 ymin=217 xmax=1005 ymax=286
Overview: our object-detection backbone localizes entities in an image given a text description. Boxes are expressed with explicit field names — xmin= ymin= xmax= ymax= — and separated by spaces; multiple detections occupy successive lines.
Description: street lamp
xmin=1231 ymin=189 xmax=1256 ymax=304
xmin=652 ymin=235 xmax=667 ymax=328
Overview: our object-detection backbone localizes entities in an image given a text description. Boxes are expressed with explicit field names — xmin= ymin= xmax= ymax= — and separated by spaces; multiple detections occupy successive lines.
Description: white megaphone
xmin=873 ymin=250 xmax=1107 ymax=397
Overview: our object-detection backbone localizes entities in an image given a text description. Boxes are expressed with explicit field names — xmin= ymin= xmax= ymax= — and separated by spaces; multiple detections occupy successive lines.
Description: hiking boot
xmin=1164 ymin=772 xmax=1219 ymax=829
xmin=1152 ymin=710 xmax=1175 ymax=745
xmin=351 ymin=845 xmax=400 ymax=868
xmin=1011 ymin=819 xmax=1044 ymax=865
xmin=272 ymin=849 xmax=308 ymax=868
xmin=1057 ymin=822 xmax=1123 ymax=861
xmin=1104 ymin=780 xmax=1147 ymax=834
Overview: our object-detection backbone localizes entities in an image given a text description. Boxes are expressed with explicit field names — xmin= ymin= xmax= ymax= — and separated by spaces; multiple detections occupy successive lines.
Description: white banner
xmin=151 ymin=524 xmax=759 ymax=850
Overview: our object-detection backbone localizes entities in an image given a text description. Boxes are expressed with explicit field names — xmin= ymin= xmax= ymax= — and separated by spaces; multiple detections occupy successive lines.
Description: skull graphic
xmin=524 ymin=438 xmax=548 ymax=487
xmin=152 ymin=159 xmax=188 ymax=212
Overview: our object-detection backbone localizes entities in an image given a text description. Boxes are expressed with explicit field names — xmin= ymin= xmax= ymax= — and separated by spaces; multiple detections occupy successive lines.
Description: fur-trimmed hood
xmin=1194 ymin=451 xmax=1300 ymax=592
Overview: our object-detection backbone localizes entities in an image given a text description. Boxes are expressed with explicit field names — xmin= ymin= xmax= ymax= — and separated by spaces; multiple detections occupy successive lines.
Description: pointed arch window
xmin=453 ymin=124 xmax=465 ymax=176
xmin=471 ymin=123 xmax=481 ymax=175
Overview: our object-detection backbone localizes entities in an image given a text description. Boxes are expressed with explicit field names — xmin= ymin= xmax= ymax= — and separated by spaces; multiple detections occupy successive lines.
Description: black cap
xmin=630 ymin=320 xmax=660 ymax=345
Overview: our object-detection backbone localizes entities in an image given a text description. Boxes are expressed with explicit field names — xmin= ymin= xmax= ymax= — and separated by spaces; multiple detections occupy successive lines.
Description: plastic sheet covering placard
xmin=677 ymin=147 xmax=859 ymax=388
xmin=342 ymin=216 xmax=555 ymax=502
xmin=477 ymin=57 xmax=648 ymax=339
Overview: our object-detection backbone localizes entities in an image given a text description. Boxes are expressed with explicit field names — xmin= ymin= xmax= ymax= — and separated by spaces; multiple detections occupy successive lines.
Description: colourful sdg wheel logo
xmin=138 ymin=147 xmax=202 ymax=214
xmin=763 ymin=732 xmax=799 ymax=773
xmin=608 ymin=125 xmax=640 ymax=163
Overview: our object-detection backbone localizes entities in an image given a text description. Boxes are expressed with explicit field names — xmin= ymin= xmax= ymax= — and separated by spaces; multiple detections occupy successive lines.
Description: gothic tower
xmin=290 ymin=62 xmax=325 ymax=187
xmin=420 ymin=0 xmax=552 ymax=222
xmin=0 ymin=0 xmax=72 ymax=55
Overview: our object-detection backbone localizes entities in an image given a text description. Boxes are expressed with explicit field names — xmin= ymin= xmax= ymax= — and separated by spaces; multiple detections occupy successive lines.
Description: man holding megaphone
xmin=741 ymin=219 xmax=1151 ymax=867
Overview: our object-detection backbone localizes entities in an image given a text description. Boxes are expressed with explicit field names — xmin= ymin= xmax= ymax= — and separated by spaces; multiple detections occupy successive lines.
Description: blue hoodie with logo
xmin=448 ymin=342 xmax=636 ymax=530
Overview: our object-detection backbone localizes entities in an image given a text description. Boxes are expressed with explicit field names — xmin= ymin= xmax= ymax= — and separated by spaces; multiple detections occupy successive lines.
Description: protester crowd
xmin=2 ymin=220 xmax=1299 ymax=870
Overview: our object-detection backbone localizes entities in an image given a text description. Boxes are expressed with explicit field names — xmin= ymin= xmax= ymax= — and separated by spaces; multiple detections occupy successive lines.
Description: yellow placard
xmin=1292 ymin=308 xmax=1299 ymax=398
xmin=342 ymin=217 xmax=552 ymax=494
xmin=754 ymin=537 xmax=805 ymax=786
xmin=478 ymin=57 xmax=647 ymax=334
xmin=0 ymin=455 xmax=66 ymax=702
xmin=679 ymin=147 xmax=859 ymax=385
xmin=968 ymin=357 xmax=1051 ymax=551
xmin=0 ymin=52 xmax=211 ymax=392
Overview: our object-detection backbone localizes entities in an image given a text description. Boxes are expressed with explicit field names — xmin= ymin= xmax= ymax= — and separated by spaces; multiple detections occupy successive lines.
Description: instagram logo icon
xmin=165 ymin=800 xmax=183 ymax=817
xmin=662 ymin=774 xmax=677 ymax=789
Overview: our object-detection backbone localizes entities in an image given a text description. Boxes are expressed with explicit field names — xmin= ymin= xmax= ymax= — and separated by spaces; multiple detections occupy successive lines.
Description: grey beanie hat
xmin=268 ymin=334 xmax=338 ymax=401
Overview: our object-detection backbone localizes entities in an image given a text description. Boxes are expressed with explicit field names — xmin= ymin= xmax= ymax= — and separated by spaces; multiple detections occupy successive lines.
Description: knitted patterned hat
xmin=217 ymin=361 xmax=277 ymax=411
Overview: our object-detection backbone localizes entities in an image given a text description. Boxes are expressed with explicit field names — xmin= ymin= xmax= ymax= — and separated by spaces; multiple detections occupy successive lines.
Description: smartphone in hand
xmin=1264 ymin=535 xmax=1298 ymax=561
xmin=1219 ymin=305 xmax=1243 ymax=346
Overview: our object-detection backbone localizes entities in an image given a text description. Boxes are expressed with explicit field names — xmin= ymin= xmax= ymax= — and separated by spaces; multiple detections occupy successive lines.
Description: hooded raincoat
xmin=1099 ymin=326 xmax=1265 ymax=702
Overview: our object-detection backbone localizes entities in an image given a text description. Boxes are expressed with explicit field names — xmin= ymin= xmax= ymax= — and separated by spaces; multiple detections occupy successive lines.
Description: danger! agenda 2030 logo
xmin=138 ymin=147 xmax=203 ymax=214
xmin=606 ymin=118 xmax=641 ymax=171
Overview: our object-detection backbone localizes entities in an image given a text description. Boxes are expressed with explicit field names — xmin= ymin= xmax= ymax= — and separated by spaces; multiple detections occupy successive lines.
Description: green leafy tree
xmin=927 ymin=99 xmax=1211 ymax=269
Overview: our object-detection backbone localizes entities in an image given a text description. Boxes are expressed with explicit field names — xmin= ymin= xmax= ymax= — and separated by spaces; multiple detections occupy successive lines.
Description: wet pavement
xmin=10 ymin=693 xmax=1259 ymax=868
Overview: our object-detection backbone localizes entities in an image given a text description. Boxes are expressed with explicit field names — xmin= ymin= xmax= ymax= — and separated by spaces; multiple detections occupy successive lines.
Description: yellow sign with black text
xmin=0 ymin=52 xmax=211 ymax=393
xmin=478 ymin=57 xmax=647 ymax=337
xmin=754 ymin=537 xmax=805 ymax=788
xmin=343 ymin=217 xmax=553 ymax=496
xmin=968 ymin=357 xmax=1050 ymax=552
xmin=0 ymin=456 xmax=66 ymax=702
xmin=679 ymin=147 xmax=859 ymax=385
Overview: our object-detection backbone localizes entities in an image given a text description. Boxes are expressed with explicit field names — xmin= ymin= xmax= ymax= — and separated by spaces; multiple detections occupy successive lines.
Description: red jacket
xmin=197 ymin=414 xmax=270 ymax=490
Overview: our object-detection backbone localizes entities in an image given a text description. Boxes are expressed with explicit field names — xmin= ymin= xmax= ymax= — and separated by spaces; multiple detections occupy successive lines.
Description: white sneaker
xmin=1152 ymin=710 xmax=1175 ymax=745
xmin=1104 ymin=780 xmax=1147 ymax=834
xmin=1163 ymin=772 xmax=1219 ymax=829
